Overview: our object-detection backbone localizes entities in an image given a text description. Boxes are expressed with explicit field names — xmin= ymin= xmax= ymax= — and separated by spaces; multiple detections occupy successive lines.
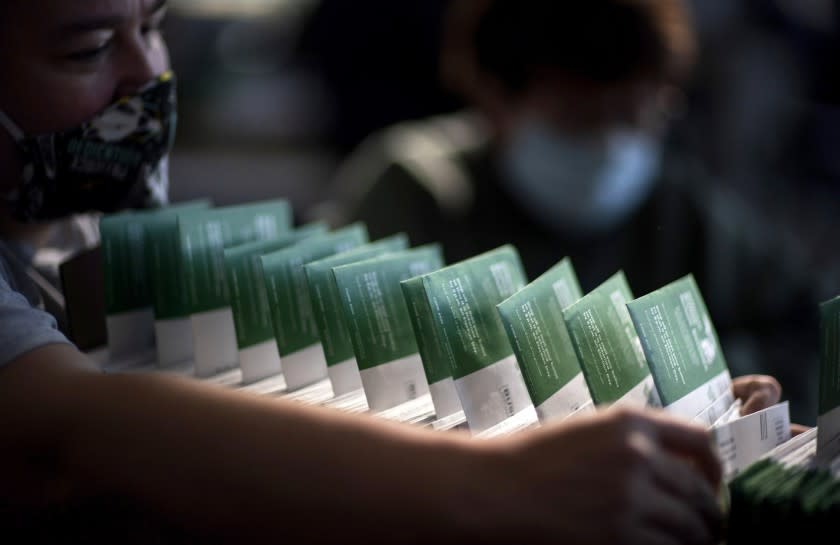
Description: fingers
xmin=616 ymin=439 xmax=721 ymax=545
xmin=732 ymin=375 xmax=782 ymax=415
xmin=623 ymin=429 xmax=723 ymax=545
xmin=624 ymin=409 xmax=721 ymax=487
xmin=740 ymin=391 xmax=776 ymax=415
xmin=539 ymin=409 xmax=725 ymax=545
xmin=636 ymin=485 xmax=719 ymax=545
xmin=732 ymin=374 xmax=781 ymax=399
xmin=791 ymin=423 xmax=812 ymax=436
xmin=645 ymin=445 xmax=724 ymax=537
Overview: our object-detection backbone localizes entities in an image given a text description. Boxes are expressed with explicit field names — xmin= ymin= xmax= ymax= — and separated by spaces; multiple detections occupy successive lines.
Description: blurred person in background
xmin=313 ymin=0 xmax=822 ymax=424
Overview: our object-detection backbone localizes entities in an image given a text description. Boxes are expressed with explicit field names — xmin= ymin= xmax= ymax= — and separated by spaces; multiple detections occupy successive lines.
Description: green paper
xmin=419 ymin=245 xmax=527 ymax=379
xmin=305 ymin=234 xmax=410 ymax=366
xmin=401 ymin=275 xmax=451 ymax=386
xmin=101 ymin=200 xmax=210 ymax=315
xmin=224 ymin=224 xmax=328 ymax=350
xmin=497 ymin=258 xmax=585 ymax=407
xmin=626 ymin=274 xmax=730 ymax=413
xmin=818 ymin=295 xmax=840 ymax=464
xmin=333 ymin=245 xmax=444 ymax=371
xmin=261 ymin=224 xmax=368 ymax=357
xmin=819 ymin=296 xmax=840 ymax=416
xmin=563 ymin=271 xmax=654 ymax=405
xmin=177 ymin=200 xmax=293 ymax=315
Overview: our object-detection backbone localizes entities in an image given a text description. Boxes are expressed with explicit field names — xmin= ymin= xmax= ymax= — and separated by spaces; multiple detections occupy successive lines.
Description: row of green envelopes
xmin=99 ymin=197 xmax=735 ymax=434
xmin=98 ymin=199 xmax=840 ymax=536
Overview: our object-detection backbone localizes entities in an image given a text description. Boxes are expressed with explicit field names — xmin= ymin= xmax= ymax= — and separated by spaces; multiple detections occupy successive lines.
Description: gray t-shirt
xmin=0 ymin=241 xmax=70 ymax=368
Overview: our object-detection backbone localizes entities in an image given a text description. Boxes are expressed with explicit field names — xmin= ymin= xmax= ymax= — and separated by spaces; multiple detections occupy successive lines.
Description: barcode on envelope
xmin=500 ymin=384 xmax=514 ymax=417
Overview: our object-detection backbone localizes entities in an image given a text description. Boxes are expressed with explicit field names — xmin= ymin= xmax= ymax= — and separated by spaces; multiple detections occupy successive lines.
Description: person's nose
xmin=113 ymin=32 xmax=169 ymax=98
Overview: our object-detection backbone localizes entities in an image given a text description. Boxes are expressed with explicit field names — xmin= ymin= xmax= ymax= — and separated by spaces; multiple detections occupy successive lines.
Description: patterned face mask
xmin=0 ymin=71 xmax=177 ymax=223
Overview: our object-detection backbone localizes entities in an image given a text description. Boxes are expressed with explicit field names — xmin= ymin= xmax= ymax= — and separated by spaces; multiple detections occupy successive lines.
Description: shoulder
xmin=0 ymin=242 xmax=70 ymax=368
xmin=324 ymin=111 xmax=490 ymax=224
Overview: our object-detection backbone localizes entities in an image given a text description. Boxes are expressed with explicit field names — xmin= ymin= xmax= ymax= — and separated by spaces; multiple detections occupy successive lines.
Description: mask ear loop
xmin=0 ymin=110 xmax=26 ymax=143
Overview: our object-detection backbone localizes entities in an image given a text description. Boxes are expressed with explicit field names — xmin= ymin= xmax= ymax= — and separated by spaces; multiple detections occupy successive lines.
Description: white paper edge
xmin=238 ymin=338 xmax=283 ymax=385
xmin=428 ymin=377 xmax=464 ymax=419
xmin=154 ymin=317 xmax=194 ymax=367
xmin=817 ymin=404 xmax=840 ymax=465
xmin=191 ymin=307 xmax=239 ymax=378
xmin=454 ymin=354 xmax=535 ymax=434
xmin=713 ymin=401 xmax=791 ymax=480
xmin=106 ymin=307 xmax=156 ymax=358
xmin=534 ymin=372 xmax=593 ymax=423
xmin=359 ymin=352 xmax=430 ymax=412
xmin=612 ymin=374 xmax=658 ymax=409
xmin=664 ymin=370 xmax=732 ymax=419
xmin=282 ymin=342 xmax=329 ymax=392
xmin=328 ymin=357 xmax=364 ymax=397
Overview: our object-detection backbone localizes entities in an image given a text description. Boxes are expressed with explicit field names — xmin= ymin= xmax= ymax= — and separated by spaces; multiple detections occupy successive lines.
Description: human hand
xmin=732 ymin=375 xmax=813 ymax=436
xmin=469 ymin=407 xmax=723 ymax=545
xmin=731 ymin=374 xmax=781 ymax=415
xmin=790 ymin=423 xmax=812 ymax=436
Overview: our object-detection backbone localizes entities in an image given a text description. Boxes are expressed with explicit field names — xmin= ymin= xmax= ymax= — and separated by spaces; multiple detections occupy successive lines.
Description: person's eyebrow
xmin=55 ymin=0 xmax=168 ymax=36
xmin=56 ymin=14 xmax=128 ymax=36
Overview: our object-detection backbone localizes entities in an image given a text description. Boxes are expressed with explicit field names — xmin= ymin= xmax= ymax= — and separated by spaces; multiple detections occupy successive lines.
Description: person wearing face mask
xmin=318 ymin=0 xmax=696 ymax=287
xmin=314 ymin=0 xmax=820 ymax=425
xmin=0 ymin=73 xmax=173 ymax=223
xmin=0 ymin=0 xmax=175 ymax=325
xmin=0 ymin=1 xmax=794 ymax=543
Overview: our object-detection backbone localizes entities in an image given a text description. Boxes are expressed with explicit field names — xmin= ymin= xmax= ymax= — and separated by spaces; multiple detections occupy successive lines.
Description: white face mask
xmin=500 ymin=119 xmax=662 ymax=236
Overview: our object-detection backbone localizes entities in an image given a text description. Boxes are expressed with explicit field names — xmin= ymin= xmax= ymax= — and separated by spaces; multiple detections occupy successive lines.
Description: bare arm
xmin=0 ymin=344 xmax=478 ymax=544
xmin=0 ymin=344 xmax=723 ymax=544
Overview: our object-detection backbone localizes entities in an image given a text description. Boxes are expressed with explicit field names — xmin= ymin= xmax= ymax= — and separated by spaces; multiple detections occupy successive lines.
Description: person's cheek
xmin=59 ymin=72 xmax=125 ymax=124
xmin=11 ymin=71 xmax=119 ymax=134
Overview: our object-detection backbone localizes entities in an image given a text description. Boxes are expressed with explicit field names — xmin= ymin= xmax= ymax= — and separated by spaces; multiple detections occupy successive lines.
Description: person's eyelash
xmin=66 ymin=41 xmax=111 ymax=62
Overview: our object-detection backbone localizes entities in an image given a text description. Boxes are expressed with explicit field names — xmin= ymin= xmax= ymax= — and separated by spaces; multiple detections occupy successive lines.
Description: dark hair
xmin=444 ymin=0 xmax=695 ymax=96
